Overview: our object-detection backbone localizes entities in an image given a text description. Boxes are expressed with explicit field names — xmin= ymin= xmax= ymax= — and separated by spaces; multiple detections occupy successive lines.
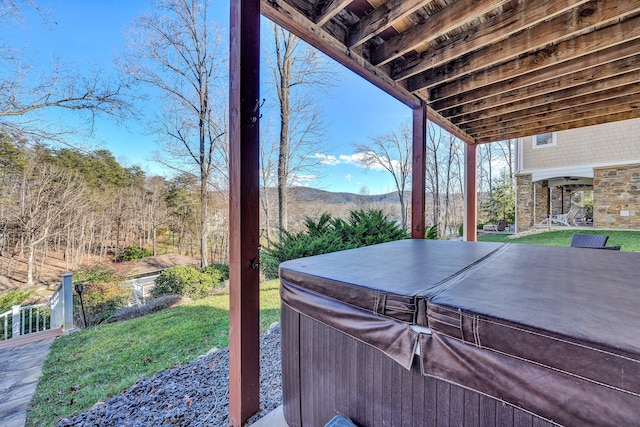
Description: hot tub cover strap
xmin=280 ymin=268 xmax=425 ymax=325
xmin=280 ymin=280 xmax=419 ymax=370
xmin=421 ymin=332 xmax=640 ymax=426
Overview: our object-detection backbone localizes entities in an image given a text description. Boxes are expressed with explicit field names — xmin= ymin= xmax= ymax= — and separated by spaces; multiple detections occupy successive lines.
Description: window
xmin=533 ymin=132 xmax=556 ymax=148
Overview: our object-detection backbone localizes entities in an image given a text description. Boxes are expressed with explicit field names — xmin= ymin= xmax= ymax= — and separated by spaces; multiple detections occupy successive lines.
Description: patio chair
xmin=539 ymin=207 xmax=576 ymax=226
xmin=570 ymin=233 xmax=608 ymax=248
xmin=553 ymin=207 xmax=587 ymax=226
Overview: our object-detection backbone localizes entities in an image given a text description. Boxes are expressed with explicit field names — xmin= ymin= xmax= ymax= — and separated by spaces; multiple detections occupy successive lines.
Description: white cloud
xmin=345 ymin=174 xmax=352 ymax=181
xmin=314 ymin=151 xmax=396 ymax=173
xmin=291 ymin=173 xmax=317 ymax=187
xmin=292 ymin=173 xmax=317 ymax=181
xmin=313 ymin=153 xmax=339 ymax=165
xmin=338 ymin=153 xmax=368 ymax=167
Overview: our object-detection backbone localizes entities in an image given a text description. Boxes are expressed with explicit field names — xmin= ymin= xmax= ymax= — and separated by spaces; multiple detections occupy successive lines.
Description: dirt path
xmin=0 ymin=251 xmax=74 ymax=293
xmin=0 ymin=252 xmax=200 ymax=292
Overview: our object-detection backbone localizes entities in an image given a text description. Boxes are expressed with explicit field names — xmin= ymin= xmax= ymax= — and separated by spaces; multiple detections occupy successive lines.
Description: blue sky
xmin=7 ymin=0 xmax=413 ymax=194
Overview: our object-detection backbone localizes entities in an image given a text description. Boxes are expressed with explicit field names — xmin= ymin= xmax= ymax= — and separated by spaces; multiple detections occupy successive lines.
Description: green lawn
xmin=478 ymin=229 xmax=640 ymax=252
xmin=26 ymin=279 xmax=281 ymax=427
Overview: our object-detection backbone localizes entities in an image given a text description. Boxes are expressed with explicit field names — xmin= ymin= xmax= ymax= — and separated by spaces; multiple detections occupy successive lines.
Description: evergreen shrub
xmin=152 ymin=265 xmax=221 ymax=299
xmin=206 ymin=263 xmax=229 ymax=281
xmin=122 ymin=246 xmax=152 ymax=261
xmin=0 ymin=289 xmax=33 ymax=314
xmin=261 ymin=209 xmax=409 ymax=279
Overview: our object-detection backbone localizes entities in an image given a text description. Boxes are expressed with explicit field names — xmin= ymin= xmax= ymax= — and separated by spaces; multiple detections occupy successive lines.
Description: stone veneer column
xmin=516 ymin=174 xmax=534 ymax=232
xmin=563 ymin=188 xmax=573 ymax=213
xmin=535 ymin=180 xmax=549 ymax=225
xmin=550 ymin=186 xmax=564 ymax=216
xmin=593 ymin=164 xmax=640 ymax=229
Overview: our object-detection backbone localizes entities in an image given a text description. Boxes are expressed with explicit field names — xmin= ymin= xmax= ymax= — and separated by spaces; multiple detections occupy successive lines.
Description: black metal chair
xmin=570 ymin=233 xmax=608 ymax=248
xmin=599 ymin=245 xmax=621 ymax=251
xmin=570 ymin=233 xmax=620 ymax=250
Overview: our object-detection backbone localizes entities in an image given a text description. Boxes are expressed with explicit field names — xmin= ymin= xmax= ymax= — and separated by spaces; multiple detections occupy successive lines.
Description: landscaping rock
xmin=59 ymin=324 xmax=282 ymax=427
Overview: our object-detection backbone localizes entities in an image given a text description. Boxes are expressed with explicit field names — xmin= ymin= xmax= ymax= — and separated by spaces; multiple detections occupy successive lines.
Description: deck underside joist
xmin=262 ymin=0 xmax=640 ymax=143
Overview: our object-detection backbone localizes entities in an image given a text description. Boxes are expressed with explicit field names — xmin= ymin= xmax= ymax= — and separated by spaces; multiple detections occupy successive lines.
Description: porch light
xmin=75 ymin=283 xmax=88 ymax=327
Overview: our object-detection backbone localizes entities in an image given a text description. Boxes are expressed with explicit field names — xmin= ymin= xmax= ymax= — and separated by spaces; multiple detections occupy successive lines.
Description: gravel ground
xmin=59 ymin=324 xmax=282 ymax=427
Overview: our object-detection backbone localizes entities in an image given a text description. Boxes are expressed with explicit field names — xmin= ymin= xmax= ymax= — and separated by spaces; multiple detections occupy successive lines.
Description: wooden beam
xmin=261 ymin=0 xmax=422 ymax=109
xmin=438 ymin=50 xmax=640 ymax=122
xmin=315 ymin=0 xmax=352 ymax=27
xmin=370 ymin=0 xmax=508 ymax=66
xmin=347 ymin=0 xmax=432 ymax=48
xmin=407 ymin=3 xmax=640 ymax=92
xmin=459 ymin=74 xmax=640 ymax=132
xmin=426 ymin=105 xmax=474 ymax=144
xmin=469 ymin=95 xmax=640 ymax=139
xmin=475 ymin=110 xmax=640 ymax=144
xmin=392 ymin=0 xmax=591 ymax=81
xmin=229 ymin=0 xmax=261 ymax=424
xmin=411 ymin=104 xmax=426 ymax=239
xmin=464 ymin=143 xmax=477 ymax=242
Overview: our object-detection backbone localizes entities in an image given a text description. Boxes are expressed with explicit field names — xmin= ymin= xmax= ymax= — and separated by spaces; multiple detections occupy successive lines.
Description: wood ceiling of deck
xmin=261 ymin=0 xmax=640 ymax=144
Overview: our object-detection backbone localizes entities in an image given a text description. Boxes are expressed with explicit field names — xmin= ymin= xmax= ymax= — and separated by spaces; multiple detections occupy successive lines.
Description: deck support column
xmin=411 ymin=104 xmax=427 ymax=239
xmin=229 ymin=0 xmax=261 ymax=425
xmin=464 ymin=143 xmax=478 ymax=242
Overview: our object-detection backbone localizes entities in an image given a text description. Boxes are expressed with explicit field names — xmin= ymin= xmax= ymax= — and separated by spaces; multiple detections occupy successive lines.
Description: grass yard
xmin=26 ymin=279 xmax=281 ymax=427
xmin=478 ymin=229 xmax=640 ymax=252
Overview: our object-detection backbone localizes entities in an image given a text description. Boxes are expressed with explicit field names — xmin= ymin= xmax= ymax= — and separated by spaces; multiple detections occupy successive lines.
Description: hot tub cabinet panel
xmin=279 ymin=240 xmax=640 ymax=426
xmin=282 ymin=305 xmax=556 ymax=427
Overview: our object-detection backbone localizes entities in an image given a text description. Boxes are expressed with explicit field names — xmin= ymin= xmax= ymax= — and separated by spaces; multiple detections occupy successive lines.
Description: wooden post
xmin=412 ymin=104 xmax=427 ymax=239
xmin=229 ymin=0 xmax=261 ymax=424
xmin=464 ymin=143 xmax=478 ymax=242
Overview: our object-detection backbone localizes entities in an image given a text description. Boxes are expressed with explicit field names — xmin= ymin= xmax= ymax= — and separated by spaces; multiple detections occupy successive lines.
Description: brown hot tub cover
xmin=279 ymin=240 xmax=640 ymax=425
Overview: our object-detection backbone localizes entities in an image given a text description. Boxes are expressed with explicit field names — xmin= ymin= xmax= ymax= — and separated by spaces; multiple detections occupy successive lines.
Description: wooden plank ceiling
xmin=261 ymin=0 xmax=640 ymax=144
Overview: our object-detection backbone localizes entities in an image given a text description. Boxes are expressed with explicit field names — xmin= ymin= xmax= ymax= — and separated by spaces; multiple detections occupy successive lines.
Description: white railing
xmin=0 ymin=309 xmax=12 ymax=340
xmin=0 ymin=273 xmax=73 ymax=341
xmin=17 ymin=301 xmax=52 ymax=335
xmin=126 ymin=274 xmax=159 ymax=306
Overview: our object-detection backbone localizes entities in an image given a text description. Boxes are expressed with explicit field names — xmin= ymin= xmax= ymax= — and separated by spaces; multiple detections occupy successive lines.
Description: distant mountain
xmin=287 ymin=186 xmax=406 ymax=205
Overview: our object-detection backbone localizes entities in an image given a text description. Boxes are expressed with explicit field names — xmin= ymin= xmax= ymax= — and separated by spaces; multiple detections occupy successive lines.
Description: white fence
xmin=125 ymin=275 xmax=159 ymax=306
xmin=0 ymin=273 xmax=73 ymax=341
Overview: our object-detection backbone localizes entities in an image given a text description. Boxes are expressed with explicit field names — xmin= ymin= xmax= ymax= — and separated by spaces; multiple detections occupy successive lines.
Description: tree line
xmin=0 ymin=0 xmax=516 ymax=287
xmin=0 ymin=138 xmax=229 ymax=286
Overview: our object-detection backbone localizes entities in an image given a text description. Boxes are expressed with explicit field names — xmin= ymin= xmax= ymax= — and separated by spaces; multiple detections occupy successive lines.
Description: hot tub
xmin=279 ymin=240 xmax=640 ymax=426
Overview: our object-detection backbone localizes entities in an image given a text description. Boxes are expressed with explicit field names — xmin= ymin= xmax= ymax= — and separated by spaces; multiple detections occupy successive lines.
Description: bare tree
xmin=426 ymin=121 xmax=443 ymax=229
xmin=0 ymin=3 xmax=134 ymax=142
xmin=145 ymin=176 xmax=169 ymax=256
xmin=0 ymin=0 xmax=43 ymax=23
xmin=354 ymin=123 xmax=412 ymax=229
xmin=5 ymin=160 xmax=87 ymax=285
xmin=268 ymin=24 xmax=336 ymax=237
xmin=121 ymin=0 xmax=227 ymax=267
xmin=259 ymin=124 xmax=278 ymax=244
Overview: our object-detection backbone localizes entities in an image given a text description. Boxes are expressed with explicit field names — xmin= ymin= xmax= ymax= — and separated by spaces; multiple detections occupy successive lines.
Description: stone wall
xmin=535 ymin=181 xmax=549 ymax=225
xmin=516 ymin=174 xmax=534 ymax=231
xmin=549 ymin=187 xmax=572 ymax=215
xmin=593 ymin=164 xmax=640 ymax=229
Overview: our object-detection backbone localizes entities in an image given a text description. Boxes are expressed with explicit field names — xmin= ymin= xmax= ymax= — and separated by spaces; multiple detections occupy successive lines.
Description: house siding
xmin=522 ymin=118 xmax=640 ymax=170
